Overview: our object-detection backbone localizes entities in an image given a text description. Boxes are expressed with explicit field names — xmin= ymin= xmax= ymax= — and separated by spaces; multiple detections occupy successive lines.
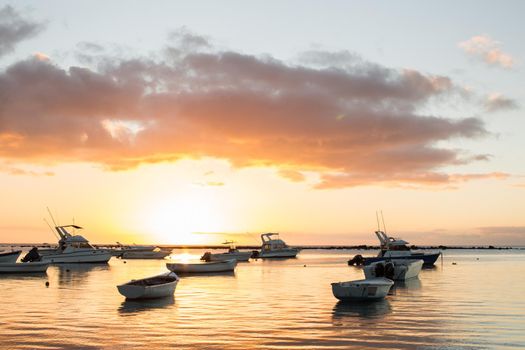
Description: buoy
xmin=66 ymin=269 xmax=70 ymax=272
xmin=303 ymin=264 xmax=306 ymax=267
xmin=452 ymin=262 xmax=457 ymax=265
xmin=45 ymin=281 xmax=49 ymax=287
xmin=123 ymin=261 xmax=127 ymax=264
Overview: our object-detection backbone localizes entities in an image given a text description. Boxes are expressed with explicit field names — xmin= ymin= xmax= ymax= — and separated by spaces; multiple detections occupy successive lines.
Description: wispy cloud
xmin=0 ymin=6 xmax=44 ymax=57
xmin=0 ymin=164 xmax=54 ymax=176
xmin=459 ymin=35 xmax=514 ymax=69
xmin=278 ymin=169 xmax=306 ymax=182
xmin=484 ymin=93 xmax=518 ymax=112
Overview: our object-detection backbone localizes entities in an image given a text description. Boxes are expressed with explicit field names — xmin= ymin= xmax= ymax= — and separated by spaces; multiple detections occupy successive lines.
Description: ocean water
xmin=1 ymin=249 xmax=524 ymax=349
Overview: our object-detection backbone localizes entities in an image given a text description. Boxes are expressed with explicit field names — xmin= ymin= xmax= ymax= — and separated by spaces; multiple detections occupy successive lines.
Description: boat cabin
xmin=261 ymin=233 xmax=289 ymax=252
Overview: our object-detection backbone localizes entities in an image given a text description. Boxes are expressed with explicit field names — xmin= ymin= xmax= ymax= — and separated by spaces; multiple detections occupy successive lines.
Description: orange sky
xmin=0 ymin=4 xmax=524 ymax=246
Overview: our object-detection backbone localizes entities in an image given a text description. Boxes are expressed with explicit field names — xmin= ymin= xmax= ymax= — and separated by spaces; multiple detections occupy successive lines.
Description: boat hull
xmin=42 ymin=250 xmax=112 ymax=263
xmin=0 ymin=250 xmax=22 ymax=263
xmin=166 ymin=259 xmax=237 ymax=273
xmin=205 ymin=252 xmax=252 ymax=262
xmin=364 ymin=259 xmax=423 ymax=281
xmin=331 ymin=278 xmax=394 ymax=301
xmin=0 ymin=261 xmax=49 ymax=273
xmin=256 ymin=249 xmax=299 ymax=259
xmin=363 ymin=252 xmax=441 ymax=266
xmin=120 ymin=250 xmax=171 ymax=259
xmin=117 ymin=272 xmax=179 ymax=299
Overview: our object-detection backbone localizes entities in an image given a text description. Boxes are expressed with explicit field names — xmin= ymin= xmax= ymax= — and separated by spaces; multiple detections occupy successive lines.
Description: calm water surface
xmin=1 ymin=249 xmax=524 ymax=349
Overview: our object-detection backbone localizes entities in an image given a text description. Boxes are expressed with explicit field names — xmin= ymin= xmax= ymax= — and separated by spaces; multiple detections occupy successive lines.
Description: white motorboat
xmin=364 ymin=259 xmax=423 ymax=281
xmin=0 ymin=250 xmax=22 ymax=263
xmin=201 ymin=241 xmax=252 ymax=262
xmin=348 ymin=214 xmax=441 ymax=267
xmin=361 ymin=231 xmax=441 ymax=266
xmin=253 ymin=233 xmax=300 ymax=258
xmin=331 ymin=278 xmax=394 ymax=301
xmin=114 ymin=243 xmax=172 ymax=259
xmin=0 ymin=261 xmax=49 ymax=273
xmin=117 ymin=272 xmax=180 ymax=300
xmin=166 ymin=259 xmax=237 ymax=273
xmin=40 ymin=224 xmax=112 ymax=264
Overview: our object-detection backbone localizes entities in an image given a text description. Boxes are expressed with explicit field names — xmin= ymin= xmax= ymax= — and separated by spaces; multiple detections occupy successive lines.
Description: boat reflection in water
xmin=56 ymin=263 xmax=110 ymax=286
xmin=332 ymin=299 xmax=392 ymax=319
xmin=119 ymin=295 xmax=175 ymax=315
xmin=393 ymin=277 xmax=422 ymax=290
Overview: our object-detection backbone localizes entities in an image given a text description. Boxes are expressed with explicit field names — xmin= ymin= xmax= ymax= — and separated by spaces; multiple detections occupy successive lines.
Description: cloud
xmin=278 ymin=169 xmax=306 ymax=182
xmin=315 ymin=171 xmax=508 ymax=189
xmin=0 ymin=6 xmax=44 ymax=57
xmin=458 ymin=35 xmax=514 ymax=69
xmin=475 ymin=226 xmax=525 ymax=244
xmin=0 ymin=163 xmax=54 ymax=176
xmin=484 ymin=93 xmax=518 ymax=112
xmin=0 ymin=30 xmax=495 ymax=188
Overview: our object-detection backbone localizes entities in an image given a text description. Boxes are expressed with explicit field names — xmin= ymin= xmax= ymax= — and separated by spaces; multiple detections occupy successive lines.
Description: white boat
xmin=117 ymin=272 xmax=179 ymax=299
xmin=0 ymin=250 xmax=22 ymax=263
xmin=363 ymin=259 xmax=423 ymax=281
xmin=201 ymin=241 xmax=252 ymax=262
xmin=0 ymin=261 xmax=49 ymax=273
xmin=166 ymin=259 xmax=237 ymax=273
xmin=331 ymin=278 xmax=394 ymax=301
xmin=253 ymin=233 xmax=300 ymax=258
xmin=40 ymin=224 xmax=112 ymax=264
xmin=114 ymin=243 xmax=172 ymax=259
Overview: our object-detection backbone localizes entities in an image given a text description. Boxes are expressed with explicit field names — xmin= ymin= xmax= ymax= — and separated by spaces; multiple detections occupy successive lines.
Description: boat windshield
xmin=389 ymin=244 xmax=410 ymax=251
xmin=70 ymin=242 xmax=94 ymax=249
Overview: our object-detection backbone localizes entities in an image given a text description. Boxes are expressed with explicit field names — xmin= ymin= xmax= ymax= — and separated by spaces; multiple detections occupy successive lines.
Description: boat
xmin=0 ymin=261 xmax=49 ymax=273
xmin=331 ymin=278 xmax=394 ymax=301
xmin=252 ymin=233 xmax=300 ymax=258
xmin=166 ymin=259 xmax=237 ymax=273
xmin=40 ymin=224 xmax=112 ymax=264
xmin=0 ymin=248 xmax=49 ymax=273
xmin=363 ymin=259 xmax=423 ymax=281
xmin=358 ymin=230 xmax=441 ymax=266
xmin=117 ymin=272 xmax=179 ymax=299
xmin=114 ymin=243 xmax=172 ymax=259
xmin=201 ymin=241 xmax=252 ymax=262
xmin=0 ymin=250 xmax=22 ymax=263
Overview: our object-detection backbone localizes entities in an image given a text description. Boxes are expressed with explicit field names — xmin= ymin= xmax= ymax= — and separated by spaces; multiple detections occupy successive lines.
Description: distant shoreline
xmin=1 ymin=243 xmax=523 ymax=250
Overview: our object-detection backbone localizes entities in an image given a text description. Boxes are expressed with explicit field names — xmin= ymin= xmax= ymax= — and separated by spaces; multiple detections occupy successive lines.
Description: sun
xmin=141 ymin=191 xmax=225 ymax=244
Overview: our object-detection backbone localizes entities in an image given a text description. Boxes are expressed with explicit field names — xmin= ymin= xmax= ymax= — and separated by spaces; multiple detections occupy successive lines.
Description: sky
xmin=0 ymin=1 xmax=524 ymax=246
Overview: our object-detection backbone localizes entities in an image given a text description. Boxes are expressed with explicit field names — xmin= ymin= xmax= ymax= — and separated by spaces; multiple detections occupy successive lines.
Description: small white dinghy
xmin=201 ymin=241 xmax=252 ymax=262
xmin=364 ymin=259 xmax=423 ymax=281
xmin=331 ymin=278 xmax=394 ymax=301
xmin=0 ymin=261 xmax=49 ymax=273
xmin=0 ymin=247 xmax=49 ymax=274
xmin=117 ymin=272 xmax=180 ymax=300
xmin=166 ymin=259 xmax=237 ymax=274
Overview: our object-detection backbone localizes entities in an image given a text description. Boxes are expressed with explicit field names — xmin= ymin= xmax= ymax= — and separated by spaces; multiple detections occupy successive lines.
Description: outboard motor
xmin=384 ymin=262 xmax=395 ymax=280
xmin=347 ymin=254 xmax=364 ymax=266
xmin=21 ymin=247 xmax=41 ymax=262
xmin=251 ymin=250 xmax=260 ymax=259
xmin=201 ymin=252 xmax=212 ymax=262
xmin=374 ymin=262 xmax=385 ymax=277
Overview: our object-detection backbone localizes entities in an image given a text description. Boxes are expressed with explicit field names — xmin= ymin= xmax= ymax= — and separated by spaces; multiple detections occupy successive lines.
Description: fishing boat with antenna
xmin=200 ymin=241 xmax=252 ymax=262
xmin=348 ymin=212 xmax=441 ymax=267
xmin=38 ymin=210 xmax=112 ymax=264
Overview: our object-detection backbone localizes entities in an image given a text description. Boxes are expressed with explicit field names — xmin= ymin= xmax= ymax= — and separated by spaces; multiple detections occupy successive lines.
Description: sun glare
xmin=141 ymin=190 xmax=225 ymax=244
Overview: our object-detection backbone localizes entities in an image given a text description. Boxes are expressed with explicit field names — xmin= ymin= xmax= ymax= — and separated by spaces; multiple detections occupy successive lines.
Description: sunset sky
xmin=0 ymin=1 xmax=523 ymax=246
